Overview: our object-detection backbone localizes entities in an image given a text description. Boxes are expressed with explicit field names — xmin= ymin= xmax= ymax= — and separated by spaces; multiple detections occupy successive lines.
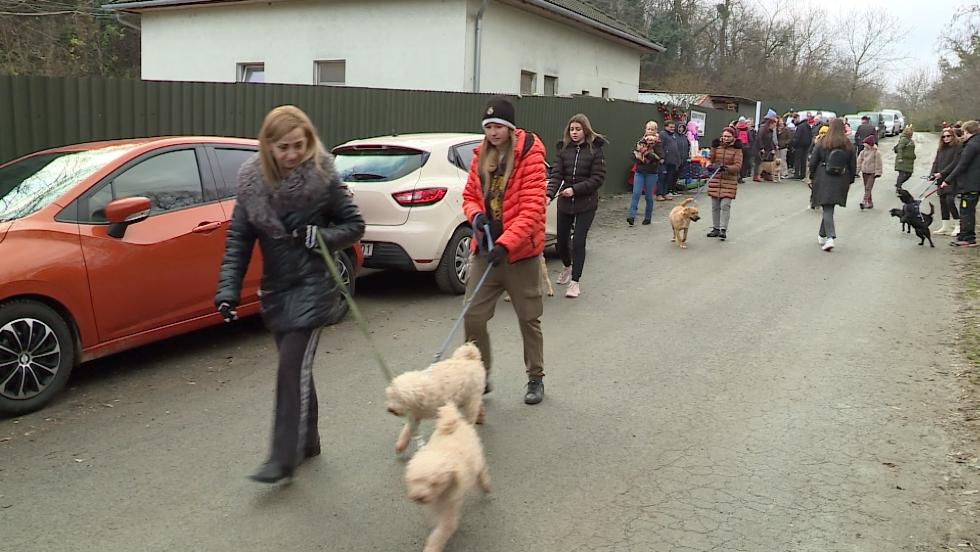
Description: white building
xmin=109 ymin=0 xmax=662 ymax=100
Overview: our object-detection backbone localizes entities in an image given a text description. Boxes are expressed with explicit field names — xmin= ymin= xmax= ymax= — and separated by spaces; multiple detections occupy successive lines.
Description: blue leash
xmin=690 ymin=166 xmax=723 ymax=204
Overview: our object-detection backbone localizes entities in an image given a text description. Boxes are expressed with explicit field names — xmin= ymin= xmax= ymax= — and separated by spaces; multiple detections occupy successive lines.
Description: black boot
xmin=248 ymin=462 xmax=293 ymax=484
xmin=305 ymin=441 xmax=321 ymax=459
xmin=524 ymin=379 xmax=544 ymax=405
xmin=707 ymin=228 xmax=720 ymax=238
xmin=626 ymin=217 xmax=634 ymax=227
xmin=719 ymin=229 xmax=727 ymax=241
xmin=641 ymin=219 xmax=651 ymax=225
xmin=483 ymin=380 xmax=492 ymax=395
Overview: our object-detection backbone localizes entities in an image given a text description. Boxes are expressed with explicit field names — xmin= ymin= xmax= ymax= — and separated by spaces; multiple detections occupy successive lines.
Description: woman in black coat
xmin=808 ymin=118 xmax=857 ymax=252
xmin=546 ymin=113 xmax=606 ymax=299
xmin=930 ymin=129 xmax=963 ymax=236
xmin=941 ymin=120 xmax=980 ymax=246
xmin=215 ymin=106 xmax=365 ymax=483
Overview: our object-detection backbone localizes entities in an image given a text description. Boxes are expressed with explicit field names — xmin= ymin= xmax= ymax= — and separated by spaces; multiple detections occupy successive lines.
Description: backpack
xmin=825 ymin=148 xmax=849 ymax=176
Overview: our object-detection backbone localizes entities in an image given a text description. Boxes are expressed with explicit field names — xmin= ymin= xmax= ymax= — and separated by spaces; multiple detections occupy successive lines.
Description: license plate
xmin=361 ymin=242 xmax=374 ymax=257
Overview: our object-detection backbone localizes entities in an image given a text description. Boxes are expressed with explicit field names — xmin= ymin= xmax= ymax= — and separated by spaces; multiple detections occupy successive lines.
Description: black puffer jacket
xmin=547 ymin=137 xmax=607 ymax=214
xmin=932 ymin=144 xmax=962 ymax=195
xmin=809 ymin=145 xmax=857 ymax=207
xmin=215 ymin=154 xmax=365 ymax=333
xmin=944 ymin=134 xmax=980 ymax=194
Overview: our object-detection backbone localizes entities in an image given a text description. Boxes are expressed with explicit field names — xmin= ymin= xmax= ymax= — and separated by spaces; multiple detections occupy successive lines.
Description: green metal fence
xmin=0 ymin=75 xmax=737 ymax=188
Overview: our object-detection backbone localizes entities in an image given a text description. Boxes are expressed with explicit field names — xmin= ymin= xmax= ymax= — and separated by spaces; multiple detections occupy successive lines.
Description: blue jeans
xmin=629 ymin=172 xmax=658 ymax=220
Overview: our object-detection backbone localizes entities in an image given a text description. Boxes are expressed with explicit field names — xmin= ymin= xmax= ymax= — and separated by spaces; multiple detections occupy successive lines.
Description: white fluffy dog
xmin=404 ymin=403 xmax=491 ymax=552
xmin=385 ymin=342 xmax=486 ymax=453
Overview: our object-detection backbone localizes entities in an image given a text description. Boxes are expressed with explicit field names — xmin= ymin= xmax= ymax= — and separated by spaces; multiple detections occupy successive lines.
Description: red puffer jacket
xmin=463 ymin=129 xmax=547 ymax=263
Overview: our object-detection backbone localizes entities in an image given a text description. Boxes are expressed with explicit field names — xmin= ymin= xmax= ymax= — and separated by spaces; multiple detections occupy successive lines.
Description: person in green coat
xmin=894 ymin=125 xmax=916 ymax=189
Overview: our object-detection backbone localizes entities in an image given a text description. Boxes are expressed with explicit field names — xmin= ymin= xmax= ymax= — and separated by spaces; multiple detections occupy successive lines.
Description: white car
xmin=333 ymin=133 xmax=557 ymax=294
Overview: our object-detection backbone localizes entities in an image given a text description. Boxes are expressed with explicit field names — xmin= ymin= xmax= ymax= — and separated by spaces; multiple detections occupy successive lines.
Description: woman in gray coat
xmin=808 ymin=118 xmax=857 ymax=252
xmin=215 ymin=106 xmax=365 ymax=483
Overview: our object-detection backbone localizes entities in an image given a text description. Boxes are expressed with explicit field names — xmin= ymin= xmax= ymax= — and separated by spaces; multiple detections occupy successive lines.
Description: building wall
xmin=470 ymin=0 xmax=643 ymax=100
xmin=140 ymin=0 xmax=468 ymax=89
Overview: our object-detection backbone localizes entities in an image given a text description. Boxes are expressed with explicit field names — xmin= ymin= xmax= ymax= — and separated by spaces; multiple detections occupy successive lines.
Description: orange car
xmin=0 ymin=137 xmax=362 ymax=416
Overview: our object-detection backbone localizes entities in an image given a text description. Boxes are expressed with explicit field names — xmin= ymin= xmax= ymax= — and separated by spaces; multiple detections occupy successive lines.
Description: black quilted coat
xmin=215 ymin=153 xmax=365 ymax=333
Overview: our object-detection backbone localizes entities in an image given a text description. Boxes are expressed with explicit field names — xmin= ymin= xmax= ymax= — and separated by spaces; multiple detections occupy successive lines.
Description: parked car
xmin=332 ymin=133 xmax=557 ymax=294
xmin=881 ymin=112 xmax=897 ymax=136
xmin=881 ymin=109 xmax=905 ymax=134
xmin=0 ymin=137 xmax=363 ymax=416
xmin=842 ymin=114 xmax=863 ymax=139
xmin=797 ymin=110 xmax=837 ymax=123
xmin=858 ymin=111 xmax=887 ymax=139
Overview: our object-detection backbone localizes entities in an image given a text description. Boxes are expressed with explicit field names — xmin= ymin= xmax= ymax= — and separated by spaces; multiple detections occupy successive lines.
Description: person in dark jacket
xmin=628 ymin=132 xmax=663 ymax=224
xmin=854 ymin=116 xmax=876 ymax=154
xmin=930 ymin=129 xmax=963 ymax=236
xmin=659 ymin=121 xmax=682 ymax=198
xmin=215 ymin=106 xmax=366 ymax=483
xmin=809 ymin=118 xmax=856 ymax=252
xmin=547 ymin=113 xmax=606 ymax=298
xmin=941 ymin=120 xmax=980 ymax=246
xmin=671 ymin=124 xmax=692 ymax=195
xmin=792 ymin=117 xmax=813 ymax=179
xmin=752 ymin=112 xmax=778 ymax=181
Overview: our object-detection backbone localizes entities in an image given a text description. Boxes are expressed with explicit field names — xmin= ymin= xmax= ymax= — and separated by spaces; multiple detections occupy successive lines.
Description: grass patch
xmin=959 ymin=254 xmax=980 ymax=381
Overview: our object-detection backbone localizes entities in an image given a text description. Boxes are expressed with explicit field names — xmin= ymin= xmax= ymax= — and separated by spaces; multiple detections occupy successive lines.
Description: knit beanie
xmin=482 ymin=97 xmax=516 ymax=130
xmin=863 ymin=135 xmax=876 ymax=146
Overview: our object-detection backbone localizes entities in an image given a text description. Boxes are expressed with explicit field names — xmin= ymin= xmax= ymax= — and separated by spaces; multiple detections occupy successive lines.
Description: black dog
xmin=889 ymin=208 xmax=911 ymax=233
xmin=890 ymin=190 xmax=936 ymax=247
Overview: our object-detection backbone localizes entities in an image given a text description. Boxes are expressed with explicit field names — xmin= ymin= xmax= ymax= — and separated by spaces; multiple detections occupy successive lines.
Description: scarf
xmin=235 ymin=153 xmax=337 ymax=239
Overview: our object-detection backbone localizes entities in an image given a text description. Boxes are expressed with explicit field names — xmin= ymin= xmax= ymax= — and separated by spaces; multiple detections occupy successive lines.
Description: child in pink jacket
xmin=857 ymin=135 xmax=883 ymax=209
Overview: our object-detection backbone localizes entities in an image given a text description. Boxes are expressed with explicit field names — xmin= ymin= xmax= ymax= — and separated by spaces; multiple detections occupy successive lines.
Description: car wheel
xmin=435 ymin=226 xmax=473 ymax=295
xmin=0 ymin=300 xmax=75 ymax=417
xmin=333 ymin=250 xmax=355 ymax=320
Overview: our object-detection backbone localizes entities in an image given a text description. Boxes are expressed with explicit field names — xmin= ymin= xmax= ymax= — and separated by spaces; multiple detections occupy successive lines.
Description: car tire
xmin=435 ymin=226 xmax=473 ymax=295
xmin=334 ymin=250 xmax=355 ymax=319
xmin=0 ymin=300 xmax=75 ymax=417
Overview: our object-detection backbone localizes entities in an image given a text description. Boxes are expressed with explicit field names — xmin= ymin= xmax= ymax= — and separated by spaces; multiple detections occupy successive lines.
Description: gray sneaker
xmin=524 ymin=379 xmax=544 ymax=404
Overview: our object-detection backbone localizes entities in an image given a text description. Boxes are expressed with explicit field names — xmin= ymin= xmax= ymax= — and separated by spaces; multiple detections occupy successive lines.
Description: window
xmin=315 ymin=60 xmax=346 ymax=85
xmin=238 ymin=63 xmax=265 ymax=83
xmin=85 ymin=150 xmax=204 ymax=222
xmin=601 ymin=87 xmax=610 ymax=99
xmin=544 ymin=76 xmax=558 ymax=96
xmin=332 ymin=147 xmax=429 ymax=183
xmin=450 ymin=142 xmax=480 ymax=171
xmin=520 ymin=71 xmax=537 ymax=95
xmin=580 ymin=90 xmax=590 ymax=96
xmin=212 ymin=148 xmax=256 ymax=200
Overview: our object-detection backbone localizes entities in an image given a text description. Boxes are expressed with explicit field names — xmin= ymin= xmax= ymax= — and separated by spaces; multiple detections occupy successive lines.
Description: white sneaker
xmin=565 ymin=281 xmax=580 ymax=298
xmin=817 ymin=235 xmax=827 ymax=246
xmin=952 ymin=223 xmax=961 ymax=237
xmin=556 ymin=266 xmax=572 ymax=285
xmin=822 ymin=237 xmax=835 ymax=252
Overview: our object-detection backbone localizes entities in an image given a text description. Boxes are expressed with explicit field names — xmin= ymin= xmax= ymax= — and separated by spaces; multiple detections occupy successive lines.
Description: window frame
xmin=315 ymin=59 xmax=347 ymax=86
xmin=448 ymin=140 xmax=481 ymax=171
xmin=520 ymin=70 xmax=537 ymax=95
xmin=544 ymin=75 xmax=558 ymax=96
xmin=601 ymin=87 xmax=610 ymax=99
xmin=66 ymin=145 xmax=216 ymax=225
xmin=238 ymin=62 xmax=265 ymax=83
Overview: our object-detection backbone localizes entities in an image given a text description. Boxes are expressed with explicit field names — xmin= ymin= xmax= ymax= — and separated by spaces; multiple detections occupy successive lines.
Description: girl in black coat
xmin=215 ymin=106 xmax=365 ymax=483
xmin=546 ymin=114 xmax=606 ymax=298
xmin=931 ymin=130 xmax=963 ymax=235
xmin=808 ymin=119 xmax=856 ymax=252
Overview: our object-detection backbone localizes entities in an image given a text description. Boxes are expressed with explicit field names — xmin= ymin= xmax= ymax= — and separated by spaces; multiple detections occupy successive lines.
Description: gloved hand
xmin=472 ymin=213 xmax=489 ymax=230
xmin=292 ymin=224 xmax=319 ymax=249
xmin=217 ymin=302 xmax=238 ymax=323
xmin=487 ymin=244 xmax=508 ymax=266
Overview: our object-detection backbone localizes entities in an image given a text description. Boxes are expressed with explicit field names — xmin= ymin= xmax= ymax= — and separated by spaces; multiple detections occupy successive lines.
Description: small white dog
xmin=385 ymin=342 xmax=486 ymax=453
xmin=404 ymin=402 xmax=491 ymax=552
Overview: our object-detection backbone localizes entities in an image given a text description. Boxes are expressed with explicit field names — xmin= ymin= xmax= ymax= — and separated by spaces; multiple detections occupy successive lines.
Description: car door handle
xmin=192 ymin=221 xmax=223 ymax=233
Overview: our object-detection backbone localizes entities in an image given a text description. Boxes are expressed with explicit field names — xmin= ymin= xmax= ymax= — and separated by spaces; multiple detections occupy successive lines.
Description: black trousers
xmin=268 ymin=328 xmax=321 ymax=469
xmin=662 ymin=163 xmax=679 ymax=194
xmin=896 ymin=171 xmax=912 ymax=188
xmin=959 ymin=192 xmax=979 ymax=242
xmin=939 ymin=193 xmax=959 ymax=221
xmin=794 ymin=147 xmax=808 ymax=178
xmin=557 ymin=208 xmax=596 ymax=282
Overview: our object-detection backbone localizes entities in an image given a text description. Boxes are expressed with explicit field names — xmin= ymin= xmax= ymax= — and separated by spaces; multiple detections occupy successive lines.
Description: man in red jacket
xmin=462 ymin=97 xmax=548 ymax=404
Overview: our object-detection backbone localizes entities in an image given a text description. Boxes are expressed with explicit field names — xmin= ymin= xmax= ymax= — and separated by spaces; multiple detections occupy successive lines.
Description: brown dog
xmin=669 ymin=198 xmax=701 ymax=249
xmin=760 ymin=158 xmax=782 ymax=182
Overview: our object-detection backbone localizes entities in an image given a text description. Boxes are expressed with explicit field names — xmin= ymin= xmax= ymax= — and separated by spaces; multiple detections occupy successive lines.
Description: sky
xmin=769 ymin=0 xmax=965 ymax=89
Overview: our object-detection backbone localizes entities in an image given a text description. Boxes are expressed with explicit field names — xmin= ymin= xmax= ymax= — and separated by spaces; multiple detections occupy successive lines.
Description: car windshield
xmin=333 ymin=146 xmax=428 ymax=183
xmin=0 ymin=145 xmax=138 ymax=222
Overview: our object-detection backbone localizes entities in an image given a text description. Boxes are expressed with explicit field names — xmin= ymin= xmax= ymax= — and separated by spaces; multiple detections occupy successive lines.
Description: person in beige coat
xmin=856 ymin=135 xmax=883 ymax=209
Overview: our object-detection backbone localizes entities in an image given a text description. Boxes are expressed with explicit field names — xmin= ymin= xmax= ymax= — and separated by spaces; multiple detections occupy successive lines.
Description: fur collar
xmin=236 ymin=153 xmax=338 ymax=239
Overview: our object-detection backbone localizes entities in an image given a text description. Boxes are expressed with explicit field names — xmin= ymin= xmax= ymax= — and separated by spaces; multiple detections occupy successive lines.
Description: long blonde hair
xmin=258 ymin=105 xmax=324 ymax=183
xmin=562 ymin=113 xmax=606 ymax=151
xmin=478 ymin=132 xmax=515 ymax=189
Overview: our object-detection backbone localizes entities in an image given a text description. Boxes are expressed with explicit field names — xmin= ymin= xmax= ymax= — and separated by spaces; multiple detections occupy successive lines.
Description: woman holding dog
xmin=705 ymin=126 xmax=743 ymax=241
xmin=930 ymin=129 xmax=963 ymax=236
xmin=894 ymin=126 xmax=917 ymax=189
xmin=808 ymin=118 xmax=857 ymax=252
xmin=547 ymin=113 xmax=606 ymax=299
xmin=628 ymin=132 xmax=663 ymax=224
xmin=463 ymin=97 xmax=548 ymax=405
xmin=215 ymin=106 xmax=366 ymax=483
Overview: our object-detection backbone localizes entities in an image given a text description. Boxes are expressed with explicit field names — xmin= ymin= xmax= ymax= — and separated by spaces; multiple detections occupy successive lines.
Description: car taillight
xmin=392 ymin=187 xmax=448 ymax=206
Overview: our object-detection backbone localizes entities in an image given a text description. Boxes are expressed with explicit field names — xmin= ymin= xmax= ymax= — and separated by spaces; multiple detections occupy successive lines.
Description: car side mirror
xmin=105 ymin=197 xmax=151 ymax=239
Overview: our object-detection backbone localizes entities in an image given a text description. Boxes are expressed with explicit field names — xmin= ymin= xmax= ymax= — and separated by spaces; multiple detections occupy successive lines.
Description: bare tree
xmin=836 ymin=9 xmax=906 ymax=101
xmin=893 ymin=67 xmax=936 ymax=118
